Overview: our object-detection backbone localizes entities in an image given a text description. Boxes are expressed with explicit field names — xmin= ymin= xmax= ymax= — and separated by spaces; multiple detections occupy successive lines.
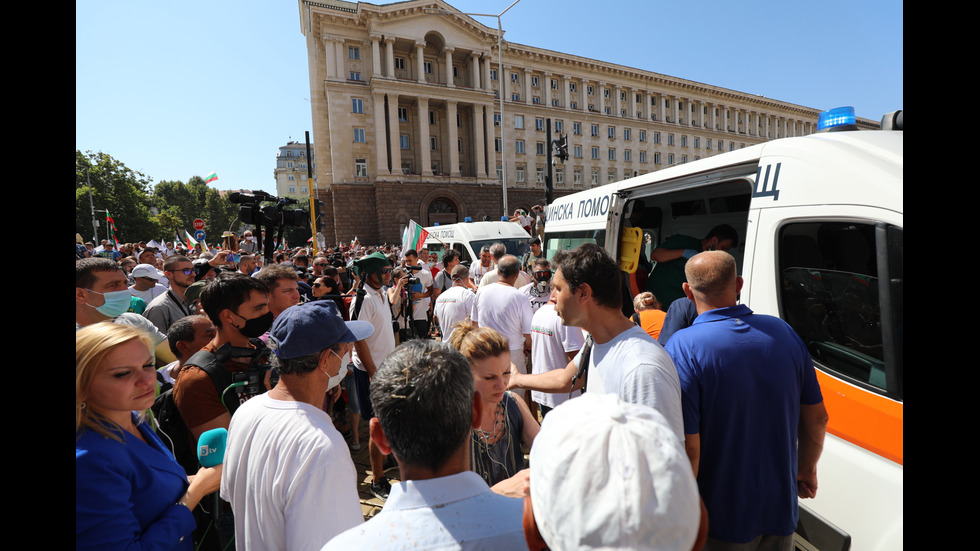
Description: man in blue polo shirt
xmin=665 ymin=251 xmax=828 ymax=550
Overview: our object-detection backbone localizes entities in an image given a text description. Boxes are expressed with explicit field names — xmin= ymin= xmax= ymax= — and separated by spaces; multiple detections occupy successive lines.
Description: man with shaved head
xmin=665 ymin=251 xmax=829 ymax=550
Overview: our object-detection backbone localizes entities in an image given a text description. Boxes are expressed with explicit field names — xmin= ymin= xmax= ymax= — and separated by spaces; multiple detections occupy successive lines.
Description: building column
xmin=614 ymin=85 xmax=622 ymax=117
xmin=384 ymin=37 xmax=395 ymax=78
xmin=561 ymin=75 xmax=569 ymax=109
xmin=482 ymin=53 xmax=492 ymax=93
xmin=470 ymin=53 xmax=481 ymax=89
xmin=524 ymin=70 xmax=532 ymax=104
xmin=447 ymin=101 xmax=460 ymax=176
xmin=500 ymin=62 xmax=508 ymax=99
xmin=597 ymin=81 xmax=605 ymax=114
xmin=444 ymin=47 xmax=455 ymax=88
xmin=473 ymin=103 xmax=487 ymax=177
xmin=415 ymin=41 xmax=426 ymax=84
xmin=544 ymin=73 xmax=552 ymax=107
xmin=670 ymin=96 xmax=679 ymax=124
xmin=657 ymin=93 xmax=665 ymax=122
xmin=388 ymin=92 xmax=402 ymax=174
xmin=373 ymin=92 xmax=390 ymax=175
xmin=370 ymin=35 xmax=382 ymax=79
xmin=322 ymin=36 xmax=340 ymax=80
xmin=418 ymin=97 xmax=432 ymax=175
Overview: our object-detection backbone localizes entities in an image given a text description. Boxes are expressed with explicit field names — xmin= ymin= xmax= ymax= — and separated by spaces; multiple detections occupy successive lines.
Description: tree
xmin=76 ymin=150 xmax=160 ymax=243
xmin=151 ymin=176 xmax=240 ymax=244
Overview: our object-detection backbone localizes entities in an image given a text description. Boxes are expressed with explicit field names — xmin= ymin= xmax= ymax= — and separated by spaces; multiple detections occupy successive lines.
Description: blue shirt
xmin=665 ymin=304 xmax=822 ymax=543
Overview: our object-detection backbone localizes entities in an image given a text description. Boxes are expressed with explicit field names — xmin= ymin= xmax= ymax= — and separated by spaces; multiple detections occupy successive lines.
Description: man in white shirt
xmin=223 ymin=300 xmax=372 ymax=551
xmin=470 ymin=255 xmax=532 ymax=374
xmin=322 ymin=340 xmax=526 ymax=551
xmin=433 ymin=264 xmax=475 ymax=344
xmin=129 ymin=263 xmax=167 ymax=304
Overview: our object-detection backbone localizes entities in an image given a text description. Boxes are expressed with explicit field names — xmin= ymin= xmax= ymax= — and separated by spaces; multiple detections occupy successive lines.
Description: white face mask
xmin=323 ymin=349 xmax=349 ymax=391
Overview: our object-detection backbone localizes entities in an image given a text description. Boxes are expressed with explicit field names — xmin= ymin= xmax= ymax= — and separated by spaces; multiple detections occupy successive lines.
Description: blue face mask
xmin=85 ymin=288 xmax=132 ymax=318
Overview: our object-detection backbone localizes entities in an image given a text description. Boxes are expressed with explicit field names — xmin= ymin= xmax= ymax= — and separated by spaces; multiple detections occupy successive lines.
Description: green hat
xmin=351 ymin=251 xmax=391 ymax=277
xmin=185 ymin=280 xmax=208 ymax=305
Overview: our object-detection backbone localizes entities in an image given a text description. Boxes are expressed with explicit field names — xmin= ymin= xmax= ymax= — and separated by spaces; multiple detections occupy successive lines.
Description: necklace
xmin=474 ymin=400 xmax=506 ymax=445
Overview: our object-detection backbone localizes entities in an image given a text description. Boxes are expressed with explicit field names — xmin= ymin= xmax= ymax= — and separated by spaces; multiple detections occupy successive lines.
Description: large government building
xmin=298 ymin=0 xmax=872 ymax=245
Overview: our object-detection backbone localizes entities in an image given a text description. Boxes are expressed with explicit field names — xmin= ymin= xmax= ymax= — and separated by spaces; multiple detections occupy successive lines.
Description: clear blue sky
xmin=76 ymin=0 xmax=902 ymax=196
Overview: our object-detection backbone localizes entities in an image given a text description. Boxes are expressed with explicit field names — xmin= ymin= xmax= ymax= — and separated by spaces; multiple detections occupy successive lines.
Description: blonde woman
xmin=76 ymin=322 xmax=221 ymax=550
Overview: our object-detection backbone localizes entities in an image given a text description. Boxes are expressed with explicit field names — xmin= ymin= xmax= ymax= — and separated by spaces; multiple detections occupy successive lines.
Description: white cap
xmin=131 ymin=264 xmax=164 ymax=280
xmin=529 ymin=393 xmax=700 ymax=551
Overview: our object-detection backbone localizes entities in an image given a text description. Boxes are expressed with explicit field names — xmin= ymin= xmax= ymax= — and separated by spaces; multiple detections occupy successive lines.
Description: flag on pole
xmin=106 ymin=210 xmax=118 ymax=242
xmin=204 ymin=171 xmax=218 ymax=184
xmin=184 ymin=230 xmax=199 ymax=250
xmin=401 ymin=220 xmax=428 ymax=253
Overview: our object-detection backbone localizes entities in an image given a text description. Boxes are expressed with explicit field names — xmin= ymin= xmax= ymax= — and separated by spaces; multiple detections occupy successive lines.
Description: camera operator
xmin=402 ymin=250 xmax=435 ymax=339
xmin=385 ymin=267 xmax=411 ymax=344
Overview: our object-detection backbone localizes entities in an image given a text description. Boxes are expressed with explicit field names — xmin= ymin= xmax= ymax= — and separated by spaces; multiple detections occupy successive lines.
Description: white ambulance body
xmin=423 ymin=220 xmax=531 ymax=265
xmin=545 ymin=120 xmax=903 ymax=551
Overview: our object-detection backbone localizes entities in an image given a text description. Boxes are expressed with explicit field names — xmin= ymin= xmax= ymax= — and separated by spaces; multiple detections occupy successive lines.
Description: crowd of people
xmin=76 ymin=223 xmax=827 ymax=551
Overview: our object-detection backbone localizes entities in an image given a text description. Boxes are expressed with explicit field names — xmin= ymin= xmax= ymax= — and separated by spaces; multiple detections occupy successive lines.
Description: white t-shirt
xmin=433 ymin=285 xmax=475 ymax=344
xmin=409 ymin=263 xmax=434 ymax=321
xmin=469 ymin=261 xmax=494 ymax=283
xmin=471 ymin=283 xmax=532 ymax=368
xmin=581 ymin=324 xmax=685 ymax=441
xmin=129 ymin=283 xmax=167 ymax=304
xmin=530 ymin=304 xmax=584 ymax=408
xmin=478 ymin=268 xmax=531 ymax=289
xmin=221 ymin=394 xmax=364 ymax=551
xmin=350 ymin=284 xmax=396 ymax=373
xmin=519 ymin=282 xmax=551 ymax=313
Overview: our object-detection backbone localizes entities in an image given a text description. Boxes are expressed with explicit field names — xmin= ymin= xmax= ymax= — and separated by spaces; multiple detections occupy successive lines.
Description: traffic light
xmin=554 ymin=134 xmax=569 ymax=163
xmin=313 ymin=199 xmax=325 ymax=231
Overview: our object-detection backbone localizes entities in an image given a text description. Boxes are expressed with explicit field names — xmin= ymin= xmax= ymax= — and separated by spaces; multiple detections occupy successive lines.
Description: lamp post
xmin=426 ymin=0 xmax=521 ymax=220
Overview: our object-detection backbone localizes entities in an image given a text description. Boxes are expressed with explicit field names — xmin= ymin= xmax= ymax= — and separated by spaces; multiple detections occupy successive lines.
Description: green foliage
xmin=76 ymin=150 xmax=160 ymax=243
xmin=74 ymin=150 xmax=241 ymax=246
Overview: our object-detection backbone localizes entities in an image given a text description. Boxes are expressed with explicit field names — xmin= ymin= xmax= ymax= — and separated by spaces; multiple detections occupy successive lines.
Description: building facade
xmin=274 ymin=140 xmax=316 ymax=198
xmin=299 ymin=0 xmax=869 ymax=245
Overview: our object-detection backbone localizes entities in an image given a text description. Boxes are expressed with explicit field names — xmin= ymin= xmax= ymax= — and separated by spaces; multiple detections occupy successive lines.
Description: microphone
xmin=197 ymin=428 xmax=227 ymax=468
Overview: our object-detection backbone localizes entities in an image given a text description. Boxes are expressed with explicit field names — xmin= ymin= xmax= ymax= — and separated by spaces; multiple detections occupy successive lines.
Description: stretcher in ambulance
xmin=545 ymin=107 xmax=903 ymax=551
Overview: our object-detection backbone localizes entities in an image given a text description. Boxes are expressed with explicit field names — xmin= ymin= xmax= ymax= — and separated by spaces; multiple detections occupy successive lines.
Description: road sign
xmin=193 ymin=219 xmax=205 ymax=230
xmin=195 ymin=230 xmax=206 ymax=241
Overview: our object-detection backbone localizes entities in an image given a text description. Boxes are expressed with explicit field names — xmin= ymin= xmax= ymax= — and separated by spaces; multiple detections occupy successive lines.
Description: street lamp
xmin=426 ymin=0 xmax=522 ymax=220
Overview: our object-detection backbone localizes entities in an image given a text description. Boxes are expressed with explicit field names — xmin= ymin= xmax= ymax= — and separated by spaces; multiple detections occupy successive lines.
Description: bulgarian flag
xmin=401 ymin=220 xmax=428 ymax=254
xmin=106 ymin=210 xmax=118 ymax=241
xmin=184 ymin=230 xmax=199 ymax=250
xmin=204 ymin=171 xmax=218 ymax=184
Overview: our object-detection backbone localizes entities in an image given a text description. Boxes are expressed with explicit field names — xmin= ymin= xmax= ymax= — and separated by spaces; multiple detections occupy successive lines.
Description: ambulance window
xmin=545 ymin=230 xmax=607 ymax=260
xmin=778 ymin=221 xmax=903 ymax=399
xmin=453 ymin=244 xmax=471 ymax=264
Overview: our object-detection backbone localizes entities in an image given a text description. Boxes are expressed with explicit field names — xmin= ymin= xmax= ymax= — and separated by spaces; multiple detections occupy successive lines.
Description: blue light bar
xmin=433 ymin=222 xmax=440 ymax=226
xmin=818 ymin=106 xmax=856 ymax=130
xmin=500 ymin=215 xmax=509 ymax=221
xmin=464 ymin=217 xmax=472 ymax=223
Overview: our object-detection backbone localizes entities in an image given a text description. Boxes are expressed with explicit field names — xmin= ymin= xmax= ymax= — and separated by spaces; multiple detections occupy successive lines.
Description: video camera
xmin=229 ymin=190 xmax=308 ymax=264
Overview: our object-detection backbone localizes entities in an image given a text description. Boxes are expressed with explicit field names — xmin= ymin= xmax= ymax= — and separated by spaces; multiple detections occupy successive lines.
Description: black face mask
xmin=231 ymin=310 xmax=274 ymax=338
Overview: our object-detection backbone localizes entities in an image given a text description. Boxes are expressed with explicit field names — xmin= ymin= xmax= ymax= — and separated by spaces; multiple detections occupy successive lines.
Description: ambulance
xmin=545 ymin=107 xmax=903 ymax=551
xmin=423 ymin=219 xmax=531 ymax=265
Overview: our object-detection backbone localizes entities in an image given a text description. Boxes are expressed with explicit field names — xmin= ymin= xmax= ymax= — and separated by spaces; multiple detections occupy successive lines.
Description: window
xmin=668 ymin=134 xmax=675 ymax=146
xmin=348 ymin=46 xmax=360 ymax=60
xmin=636 ymin=93 xmax=642 ymax=103
xmin=573 ymin=145 xmax=582 ymax=158
xmin=515 ymin=115 xmax=524 ymax=129
xmin=512 ymin=94 xmax=521 ymax=101
xmin=353 ymin=128 xmax=365 ymax=143
xmin=355 ymin=158 xmax=367 ymax=177
xmin=535 ymin=118 xmax=545 ymax=131
xmin=288 ymin=186 xmax=295 ymax=193
xmin=681 ymin=135 xmax=688 ymax=147
xmin=536 ymin=142 xmax=545 ymax=155
xmin=570 ymin=101 xmax=578 ymax=109
xmin=654 ymin=152 xmax=661 ymax=164
xmin=453 ymin=66 xmax=459 ymax=77
xmin=608 ymin=148 xmax=616 ymax=161
xmin=604 ymin=107 xmax=611 ymax=115
xmin=349 ymin=72 xmax=361 ymax=81
xmin=288 ymin=175 xmax=294 ymax=181
xmin=654 ymin=132 xmax=661 ymax=144
xmin=351 ymin=98 xmax=364 ymax=114
xmin=457 ymin=113 xmax=461 ymax=127
xmin=624 ymin=168 xmax=632 ymax=179
xmin=555 ymin=168 xmax=564 ymax=184
xmin=494 ymin=138 xmax=502 ymax=152
xmin=516 ymin=140 xmax=525 ymax=154
xmin=624 ymin=128 xmax=632 ymax=141
xmin=490 ymin=69 xmax=498 ymax=80
xmin=608 ymin=126 xmax=616 ymax=139
xmin=551 ymin=79 xmax=558 ymax=90
xmin=587 ymin=85 xmax=594 ymax=96
xmin=591 ymin=124 xmax=599 ymax=137
xmin=639 ymin=130 xmax=646 ymax=142
xmin=429 ymin=111 xmax=436 ymax=125
xmin=423 ymin=62 xmax=433 ymax=74
xmin=591 ymin=168 xmax=600 ymax=185
xmin=624 ymin=149 xmax=632 ymax=162
xmin=570 ymin=82 xmax=577 ymax=93
xmin=668 ymin=153 xmax=674 ymax=164
xmin=398 ymin=107 xmax=408 ymax=122
xmin=400 ymin=135 xmax=410 ymax=150
xmin=458 ymin=139 xmax=463 ymax=153
xmin=516 ymin=166 xmax=525 ymax=182
xmin=591 ymin=146 xmax=600 ymax=160
xmin=536 ymin=167 xmax=545 ymax=183
xmin=574 ymin=168 xmax=582 ymax=186
xmin=552 ymin=99 xmax=560 ymax=107
xmin=718 ymin=140 xmax=724 ymax=150
xmin=554 ymin=120 xmax=564 ymax=132
xmin=573 ymin=122 xmax=582 ymax=135
xmin=608 ymin=169 xmax=616 ymax=183
xmin=430 ymin=137 xmax=438 ymax=150
xmin=511 ymin=72 xmax=520 ymax=83
xmin=706 ymin=139 xmax=712 ymax=150
xmin=603 ymin=88 xmax=610 ymax=98
xmin=694 ymin=137 xmax=700 ymax=148
xmin=778 ymin=222 xmax=903 ymax=397
xmin=532 ymin=97 xmax=541 ymax=104
xmin=620 ymin=91 xmax=626 ymax=101
xmin=639 ymin=151 xmax=647 ymax=163
xmin=494 ymin=113 xmax=501 ymax=127
xmin=395 ymin=57 xmax=405 ymax=70
xmin=496 ymin=165 xmax=502 ymax=182
xmin=532 ymin=76 xmax=539 ymax=87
